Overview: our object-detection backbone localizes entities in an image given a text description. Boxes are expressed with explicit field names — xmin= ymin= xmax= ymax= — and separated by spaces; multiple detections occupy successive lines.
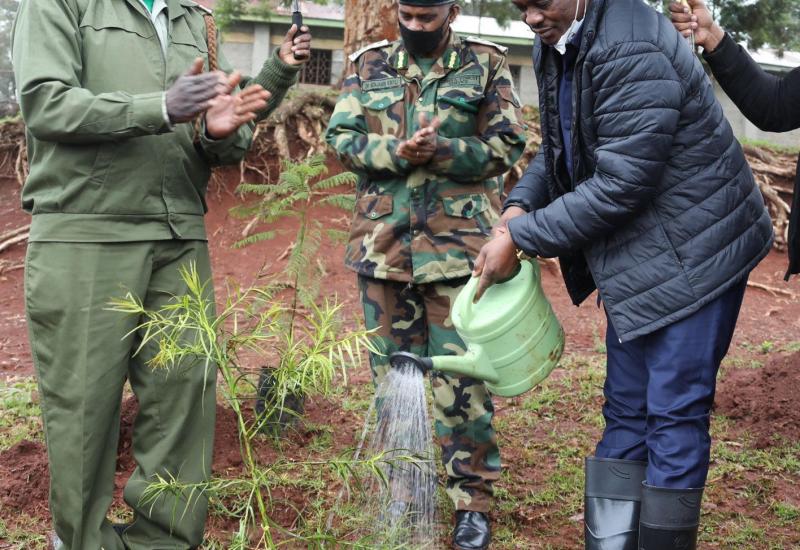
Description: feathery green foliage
xmin=231 ymin=156 xmax=359 ymax=430
xmin=233 ymin=154 xmax=357 ymax=310
xmin=108 ymin=263 xmax=403 ymax=547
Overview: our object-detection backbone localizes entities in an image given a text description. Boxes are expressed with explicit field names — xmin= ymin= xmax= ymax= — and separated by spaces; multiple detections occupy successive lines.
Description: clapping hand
xmin=166 ymin=58 xmax=229 ymax=123
xmin=205 ymin=72 xmax=271 ymax=139
xmin=397 ymin=114 xmax=441 ymax=165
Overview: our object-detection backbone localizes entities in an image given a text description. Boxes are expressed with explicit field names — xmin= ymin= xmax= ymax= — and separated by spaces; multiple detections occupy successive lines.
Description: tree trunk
xmin=343 ymin=0 xmax=399 ymax=59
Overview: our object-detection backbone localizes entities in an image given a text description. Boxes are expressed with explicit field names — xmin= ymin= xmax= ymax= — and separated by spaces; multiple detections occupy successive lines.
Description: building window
xmin=509 ymin=64 xmax=522 ymax=91
xmin=299 ymin=49 xmax=333 ymax=85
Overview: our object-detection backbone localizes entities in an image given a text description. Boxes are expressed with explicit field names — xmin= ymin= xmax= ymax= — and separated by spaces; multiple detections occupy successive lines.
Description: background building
xmin=212 ymin=1 xmax=800 ymax=148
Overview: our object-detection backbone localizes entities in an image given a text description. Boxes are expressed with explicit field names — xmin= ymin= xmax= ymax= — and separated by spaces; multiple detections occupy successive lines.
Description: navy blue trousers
xmin=595 ymin=278 xmax=747 ymax=489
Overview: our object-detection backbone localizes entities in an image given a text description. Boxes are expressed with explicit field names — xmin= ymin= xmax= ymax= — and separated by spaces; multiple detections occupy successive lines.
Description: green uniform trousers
xmin=358 ymin=275 xmax=501 ymax=513
xmin=25 ymin=240 xmax=216 ymax=550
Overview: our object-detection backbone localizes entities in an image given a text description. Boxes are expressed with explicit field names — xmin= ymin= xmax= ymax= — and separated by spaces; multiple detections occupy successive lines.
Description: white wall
xmin=517 ymin=67 xmax=539 ymax=107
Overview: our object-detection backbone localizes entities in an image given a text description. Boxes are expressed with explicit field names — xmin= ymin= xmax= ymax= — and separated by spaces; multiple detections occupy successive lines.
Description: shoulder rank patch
xmin=446 ymin=50 xmax=459 ymax=69
xmin=180 ymin=0 xmax=213 ymax=14
xmin=349 ymin=40 xmax=391 ymax=63
xmin=465 ymin=36 xmax=508 ymax=55
xmin=396 ymin=50 xmax=408 ymax=70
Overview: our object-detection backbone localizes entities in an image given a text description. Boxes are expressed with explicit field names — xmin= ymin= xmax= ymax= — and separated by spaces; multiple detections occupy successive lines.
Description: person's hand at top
xmin=279 ymin=24 xmax=313 ymax=65
xmin=669 ymin=0 xmax=725 ymax=52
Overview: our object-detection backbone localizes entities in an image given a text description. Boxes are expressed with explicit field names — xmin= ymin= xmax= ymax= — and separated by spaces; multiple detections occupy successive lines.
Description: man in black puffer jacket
xmin=473 ymin=0 xmax=773 ymax=548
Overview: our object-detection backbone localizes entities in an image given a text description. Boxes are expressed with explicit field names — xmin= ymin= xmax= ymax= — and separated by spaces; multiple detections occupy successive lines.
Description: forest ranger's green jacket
xmin=12 ymin=0 xmax=300 ymax=242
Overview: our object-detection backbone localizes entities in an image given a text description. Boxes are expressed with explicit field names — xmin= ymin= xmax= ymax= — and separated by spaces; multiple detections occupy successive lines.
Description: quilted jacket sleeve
xmin=504 ymin=143 xmax=550 ymax=212
xmin=704 ymin=33 xmax=800 ymax=133
xmin=507 ymin=41 xmax=683 ymax=258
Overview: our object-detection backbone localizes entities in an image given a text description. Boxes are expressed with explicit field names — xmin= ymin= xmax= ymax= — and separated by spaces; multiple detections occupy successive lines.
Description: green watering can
xmin=389 ymin=260 xmax=565 ymax=397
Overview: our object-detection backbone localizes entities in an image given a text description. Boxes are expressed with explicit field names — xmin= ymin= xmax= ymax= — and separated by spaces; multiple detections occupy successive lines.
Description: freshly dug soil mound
xmin=0 ymin=396 xmax=242 ymax=521
xmin=715 ymin=351 xmax=800 ymax=448
xmin=0 ymin=439 xmax=49 ymax=517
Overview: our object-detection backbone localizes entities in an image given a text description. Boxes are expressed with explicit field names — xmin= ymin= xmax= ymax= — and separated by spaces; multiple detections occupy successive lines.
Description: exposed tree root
xmin=747 ymin=281 xmax=797 ymax=299
xmin=0 ymin=232 xmax=29 ymax=254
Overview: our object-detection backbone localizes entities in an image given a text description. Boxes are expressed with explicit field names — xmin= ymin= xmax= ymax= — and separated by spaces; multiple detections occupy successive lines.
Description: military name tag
xmin=362 ymin=77 xmax=405 ymax=92
xmin=440 ymin=74 xmax=482 ymax=88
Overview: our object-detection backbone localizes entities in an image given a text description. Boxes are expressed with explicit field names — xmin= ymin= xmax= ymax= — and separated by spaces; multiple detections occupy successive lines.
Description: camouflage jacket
xmin=325 ymin=32 xmax=526 ymax=284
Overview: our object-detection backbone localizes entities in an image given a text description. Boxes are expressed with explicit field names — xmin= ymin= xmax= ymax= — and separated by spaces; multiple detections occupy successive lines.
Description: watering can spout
xmin=389 ymin=346 xmax=500 ymax=385
xmin=430 ymin=345 xmax=500 ymax=384
xmin=389 ymin=351 xmax=433 ymax=375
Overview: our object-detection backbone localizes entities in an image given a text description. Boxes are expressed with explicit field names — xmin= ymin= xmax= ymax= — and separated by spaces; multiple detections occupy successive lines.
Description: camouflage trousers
xmin=358 ymin=275 xmax=501 ymax=513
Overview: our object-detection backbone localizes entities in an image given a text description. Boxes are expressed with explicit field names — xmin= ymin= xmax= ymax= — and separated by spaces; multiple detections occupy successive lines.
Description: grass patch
xmin=713 ymin=441 xmax=800 ymax=475
xmin=779 ymin=341 xmax=800 ymax=354
xmin=0 ymin=515 xmax=49 ymax=550
xmin=3 ymin=354 xmax=798 ymax=548
xmin=740 ymin=137 xmax=800 ymax=155
xmin=772 ymin=501 xmax=800 ymax=524
xmin=0 ymin=377 xmax=42 ymax=451
xmin=721 ymin=355 xmax=764 ymax=371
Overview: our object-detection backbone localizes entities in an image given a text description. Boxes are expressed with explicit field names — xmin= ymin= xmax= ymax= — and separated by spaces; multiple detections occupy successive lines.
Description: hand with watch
xmin=472 ymin=205 xmax=528 ymax=303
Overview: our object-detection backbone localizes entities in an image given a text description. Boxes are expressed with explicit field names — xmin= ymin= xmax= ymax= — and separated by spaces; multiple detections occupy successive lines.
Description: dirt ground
xmin=1 ymin=169 xmax=800 ymax=548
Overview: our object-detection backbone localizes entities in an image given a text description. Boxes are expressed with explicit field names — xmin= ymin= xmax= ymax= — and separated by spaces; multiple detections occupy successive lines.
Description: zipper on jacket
xmin=569 ymin=30 xmax=593 ymax=185
xmin=575 ymin=30 xmax=622 ymax=342
xmin=131 ymin=0 xmax=172 ymax=230
xmin=131 ymin=0 xmax=168 ymax=90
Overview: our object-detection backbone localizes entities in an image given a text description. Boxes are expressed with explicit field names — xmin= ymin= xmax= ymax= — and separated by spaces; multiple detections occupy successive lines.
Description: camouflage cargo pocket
xmin=427 ymin=192 xmax=494 ymax=237
xmin=360 ymin=86 xmax=405 ymax=135
xmin=356 ymin=194 xmax=393 ymax=221
xmin=442 ymin=193 xmax=490 ymax=219
xmin=436 ymin=86 xmax=483 ymax=137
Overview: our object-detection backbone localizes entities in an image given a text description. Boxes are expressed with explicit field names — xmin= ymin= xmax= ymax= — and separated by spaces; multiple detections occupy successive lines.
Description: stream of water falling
xmin=365 ymin=360 xmax=439 ymax=548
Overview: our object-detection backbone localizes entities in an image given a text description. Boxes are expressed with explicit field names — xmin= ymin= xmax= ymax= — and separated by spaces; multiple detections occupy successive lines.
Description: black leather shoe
xmin=453 ymin=511 xmax=491 ymax=550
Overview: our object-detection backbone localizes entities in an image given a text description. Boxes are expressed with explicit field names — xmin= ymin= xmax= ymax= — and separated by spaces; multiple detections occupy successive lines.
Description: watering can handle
xmin=464 ymin=260 xmax=525 ymax=316
xmin=463 ymin=274 xmax=480 ymax=318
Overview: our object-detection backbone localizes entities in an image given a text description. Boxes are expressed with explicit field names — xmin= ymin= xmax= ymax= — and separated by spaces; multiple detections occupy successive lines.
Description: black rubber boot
xmin=638 ymin=484 xmax=703 ymax=550
xmin=584 ymin=457 xmax=647 ymax=550
xmin=453 ymin=511 xmax=491 ymax=550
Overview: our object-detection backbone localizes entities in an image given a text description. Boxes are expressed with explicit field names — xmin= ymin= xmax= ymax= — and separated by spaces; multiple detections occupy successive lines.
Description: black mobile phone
xmin=292 ymin=2 xmax=309 ymax=61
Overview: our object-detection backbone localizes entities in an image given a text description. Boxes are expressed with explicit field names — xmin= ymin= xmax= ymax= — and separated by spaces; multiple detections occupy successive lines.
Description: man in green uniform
xmin=325 ymin=1 xmax=525 ymax=548
xmin=12 ymin=0 xmax=311 ymax=548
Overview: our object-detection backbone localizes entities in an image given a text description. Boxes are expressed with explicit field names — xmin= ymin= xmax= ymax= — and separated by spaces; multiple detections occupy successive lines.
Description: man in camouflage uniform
xmin=325 ymin=1 xmax=525 ymax=547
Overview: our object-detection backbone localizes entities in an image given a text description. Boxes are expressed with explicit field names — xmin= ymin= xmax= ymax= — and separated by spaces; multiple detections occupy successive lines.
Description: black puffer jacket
xmin=506 ymin=0 xmax=773 ymax=342
xmin=703 ymin=33 xmax=800 ymax=279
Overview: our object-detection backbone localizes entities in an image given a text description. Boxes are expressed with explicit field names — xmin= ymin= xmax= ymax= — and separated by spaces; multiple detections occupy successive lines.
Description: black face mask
xmin=399 ymin=11 xmax=452 ymax=57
